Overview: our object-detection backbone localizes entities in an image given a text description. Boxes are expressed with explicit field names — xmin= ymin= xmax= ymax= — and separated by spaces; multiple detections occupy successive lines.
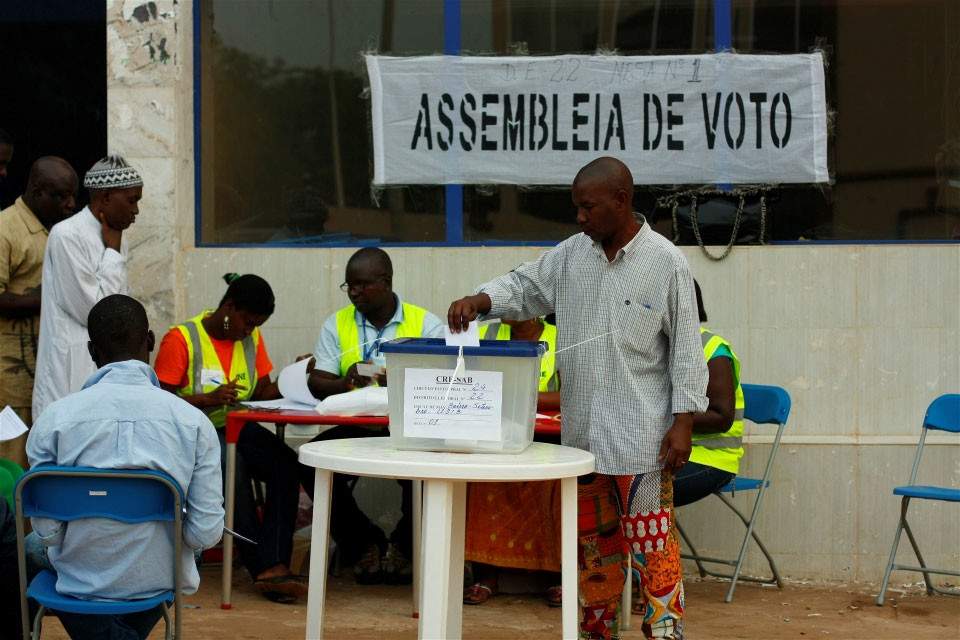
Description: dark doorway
xmin=0 ymin=0 xmax=106 ymax=209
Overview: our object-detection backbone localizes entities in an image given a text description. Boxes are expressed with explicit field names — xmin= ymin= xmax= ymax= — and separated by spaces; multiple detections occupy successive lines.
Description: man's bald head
xmin=24 ymin=156 xmax=78 ymax=228
xmin=346 ymin=247 xmax=393 ymax=280
xmin=573 ymin=156 xmax=634 ymax=203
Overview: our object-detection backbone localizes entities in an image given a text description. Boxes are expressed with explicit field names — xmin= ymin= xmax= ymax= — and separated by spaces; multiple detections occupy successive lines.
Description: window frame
xmin=191 ymin=0 xmax=960 ymax=248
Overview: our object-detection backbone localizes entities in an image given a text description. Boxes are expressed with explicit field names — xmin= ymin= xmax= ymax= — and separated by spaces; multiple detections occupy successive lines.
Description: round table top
xmin=298 ymin=437 xmax=595 ymax=481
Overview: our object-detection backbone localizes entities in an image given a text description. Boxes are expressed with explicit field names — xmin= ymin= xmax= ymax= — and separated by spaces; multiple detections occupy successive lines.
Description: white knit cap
xmin=83 ymin=155 xmax=143 ymax=191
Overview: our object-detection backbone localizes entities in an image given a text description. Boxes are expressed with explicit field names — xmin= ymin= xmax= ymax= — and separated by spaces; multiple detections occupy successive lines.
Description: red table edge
xmin=224 ymin=409 xmax=561 ymax=442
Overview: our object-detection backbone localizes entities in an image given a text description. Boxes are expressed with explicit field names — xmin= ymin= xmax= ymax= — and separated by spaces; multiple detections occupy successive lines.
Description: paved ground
xmin=37 ymin=566 xmax=959 ymax=639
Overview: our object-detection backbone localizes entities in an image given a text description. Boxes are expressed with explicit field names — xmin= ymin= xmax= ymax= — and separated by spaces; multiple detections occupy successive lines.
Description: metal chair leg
xmin=715 ymin=492 xmax=783 ymax=589
xmin=722 ymin=480 xmax=773 ymax=603
xmin=877 ymin=497 xmax=909 ymax=606
xmin=30 ymin=606 xmax=45 ymax=640
xmin=161 ymin=602 xmax=173 ymax=640
xmin=675 ymin=520 xmax=708 ymax=578
xmin=901 ymin=517 xmax=935 ymax=596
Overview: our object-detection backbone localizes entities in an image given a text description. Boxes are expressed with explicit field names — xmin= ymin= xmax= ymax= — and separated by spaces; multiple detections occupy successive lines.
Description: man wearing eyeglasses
xmin=305 ymin=247 xmax=443 ymax=585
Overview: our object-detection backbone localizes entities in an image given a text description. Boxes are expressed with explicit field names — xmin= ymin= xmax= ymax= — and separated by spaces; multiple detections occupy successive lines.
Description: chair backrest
xmin=923 ymin=394 xmax=960 ymax=433
xmin=741 ymin=383 xmax=791 ymax=427
xmin=16 ymin=466 xmax=184 ymax=523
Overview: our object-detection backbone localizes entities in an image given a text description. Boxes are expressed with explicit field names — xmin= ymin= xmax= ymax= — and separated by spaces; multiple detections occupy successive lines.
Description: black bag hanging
xmin=659 ymin=188 xmax=769 ymax=261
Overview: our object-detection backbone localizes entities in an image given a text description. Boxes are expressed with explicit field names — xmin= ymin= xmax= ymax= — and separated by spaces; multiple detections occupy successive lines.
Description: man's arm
xmin=658 ymin=257 xmax=709 ymax=472
xmin=182 ymin=419 xmax=225 ymax=550
xmin=0 ymin=234 xmax=40 ymax=317
xmin=307 ymin=315 xmax=363 ymax=399
xmin=448 ymin=244 xmax=565 ymax=331
xmin=24 ymin=417 xmax=65 ymax=546
xmin=46 ymin=228 xmax=127 ymax=326
xmin=693 ymin=356 xmax=736 ymax=434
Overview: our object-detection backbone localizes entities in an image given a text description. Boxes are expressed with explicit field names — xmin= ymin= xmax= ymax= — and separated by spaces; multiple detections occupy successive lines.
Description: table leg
xmin=305 ymin=469 xmax=333 ymax=640
xmin=445 ymin=481 xmax=467 ymax=640
xmin=412 ymin=478 xmax=422 ymax=618
xmin=419 ymin=479 xmax=456 ymax=640
xmin=561 ymin=476 xmax=578 ymax=640
xmin=221 ymin=440 xmax=237 ymax=610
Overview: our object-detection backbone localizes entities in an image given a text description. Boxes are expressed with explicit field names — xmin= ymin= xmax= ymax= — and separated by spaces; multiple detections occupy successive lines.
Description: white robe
xmin=32 ymin=207 xmax=128 ymax=419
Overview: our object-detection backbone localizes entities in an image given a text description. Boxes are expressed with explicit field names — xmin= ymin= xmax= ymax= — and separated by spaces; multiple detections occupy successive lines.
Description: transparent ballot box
xmin=379 ymin=338 xmax=546 ymax=453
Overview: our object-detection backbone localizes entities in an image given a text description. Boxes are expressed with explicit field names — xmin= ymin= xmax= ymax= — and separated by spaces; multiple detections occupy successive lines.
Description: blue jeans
xmin=55 ymin=606 xmax=165 ymax=640
xmin=673 ymin=461 xmax=734 ymax=508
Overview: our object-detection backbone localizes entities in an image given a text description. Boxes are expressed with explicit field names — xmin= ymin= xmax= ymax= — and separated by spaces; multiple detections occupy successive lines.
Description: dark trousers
xmin=55 ymin=605 xmax=164 ymax=640
xmin=302 ymin=426 xmax=412 ymax=565
xmin=673 ymin=460 xmax=735 ymax=508
xmin=220 ymin=423 xmax=302 ymax=578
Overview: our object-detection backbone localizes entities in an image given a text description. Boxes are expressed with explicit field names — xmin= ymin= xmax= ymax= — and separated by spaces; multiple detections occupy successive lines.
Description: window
xmin=196 ymin=0 xmax=960 ymax=245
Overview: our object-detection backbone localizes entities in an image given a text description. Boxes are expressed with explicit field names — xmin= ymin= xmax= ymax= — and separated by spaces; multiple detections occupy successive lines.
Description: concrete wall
xmin=107 ymin=1 xmax=960 ymax=585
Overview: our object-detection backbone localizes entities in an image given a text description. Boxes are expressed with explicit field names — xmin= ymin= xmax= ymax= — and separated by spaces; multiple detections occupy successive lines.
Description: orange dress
xmin=464 ymin=479 xmax=562 ymax=572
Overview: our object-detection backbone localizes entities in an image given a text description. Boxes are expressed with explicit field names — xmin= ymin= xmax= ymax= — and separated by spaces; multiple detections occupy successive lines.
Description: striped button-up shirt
xmin=479 ymin=217 xmax=708 ymax=475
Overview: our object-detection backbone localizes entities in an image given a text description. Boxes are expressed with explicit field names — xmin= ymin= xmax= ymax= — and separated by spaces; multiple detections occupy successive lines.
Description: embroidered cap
xmin=83 ymin=155 xmax=143 ymax=191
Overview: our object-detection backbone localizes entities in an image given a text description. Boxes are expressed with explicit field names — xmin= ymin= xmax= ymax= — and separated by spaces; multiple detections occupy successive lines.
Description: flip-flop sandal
xmin=545 ymin=585 xmax=562 ymax=608
xmin=260 ymin=591 xmax=298 ymax=604
xmin=254 ymin=574 xmax=309 ymax=599
xmin=463 ymin=583 xmax=496 ymax=605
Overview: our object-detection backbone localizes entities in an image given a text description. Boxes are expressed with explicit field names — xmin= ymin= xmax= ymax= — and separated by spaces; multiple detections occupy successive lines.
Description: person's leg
xmin=672 ymin=462 xmax=734 ymax=508
xmin=307 ymin=426 xmax=388 ymax=582
xmin=615 ymin=471 xmax=684 ymax=640
xmin=236 ymin=422 xmax=301 ymax=578
xmin=576 ymin=474 xmax=626 ymax=640
xmin=56 ymin=605 xmax=164 ymax=640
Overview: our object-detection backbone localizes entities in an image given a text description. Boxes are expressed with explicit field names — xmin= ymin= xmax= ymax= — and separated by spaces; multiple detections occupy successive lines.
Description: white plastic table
xmin=298 ymin=437 xmax=595 ymax=640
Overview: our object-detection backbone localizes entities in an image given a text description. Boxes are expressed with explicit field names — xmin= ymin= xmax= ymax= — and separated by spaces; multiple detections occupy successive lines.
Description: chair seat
xmin=27 ymin=570 xmax=173 ymax=615
xmin=719 ymin=477 xmax=769 ymax=493
xmin=893 ymin=485 xmax=960 ymax=502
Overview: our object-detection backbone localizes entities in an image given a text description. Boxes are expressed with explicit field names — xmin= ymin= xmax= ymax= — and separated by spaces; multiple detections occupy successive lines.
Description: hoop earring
xmin=223 ymin=315 xmax=231 ymax=333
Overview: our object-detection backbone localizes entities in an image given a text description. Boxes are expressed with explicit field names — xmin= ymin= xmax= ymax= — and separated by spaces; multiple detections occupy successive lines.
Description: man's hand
xmin=97 ymin=211 xmax=123 ymax=251
xmin=658 ymin=413 xmax=693 ymax=472
xmin=344 ymin=363 xmax=372 ymax=389
xmin=447 ymin=293 xmax=492 ymax=332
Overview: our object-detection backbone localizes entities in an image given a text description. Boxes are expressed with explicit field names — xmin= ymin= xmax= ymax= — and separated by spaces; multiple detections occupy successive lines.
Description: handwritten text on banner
xmin=365 ymin=53 xmax=828 ymax=185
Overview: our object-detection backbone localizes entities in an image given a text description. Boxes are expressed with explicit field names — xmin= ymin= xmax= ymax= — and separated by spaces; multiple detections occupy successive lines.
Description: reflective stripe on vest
xmin=336 ymin=302 xmax=428 ymax=377
xmin=690 ymin=327 xmax=745 ymax=474
xmin=481 ymin=321 xmax=558 ymax=392
xmin=176 ymin=311 xmax=259 ymax=428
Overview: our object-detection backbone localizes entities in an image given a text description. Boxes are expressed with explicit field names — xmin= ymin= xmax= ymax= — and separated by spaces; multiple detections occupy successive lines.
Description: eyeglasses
xmin=339 ymin=279 xmax=384 ymax=293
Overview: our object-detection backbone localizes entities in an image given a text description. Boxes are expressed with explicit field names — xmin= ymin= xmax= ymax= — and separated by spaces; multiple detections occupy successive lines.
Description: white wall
xmin=108 ymin=1 xmax=960 ymax=584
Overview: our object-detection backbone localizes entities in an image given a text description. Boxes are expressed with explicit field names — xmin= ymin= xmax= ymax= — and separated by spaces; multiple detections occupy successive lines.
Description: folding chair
xmin=876 ymin=393 xmax=960 ymax=606
xmin=14 ymin=466 xmax=185 ymax=640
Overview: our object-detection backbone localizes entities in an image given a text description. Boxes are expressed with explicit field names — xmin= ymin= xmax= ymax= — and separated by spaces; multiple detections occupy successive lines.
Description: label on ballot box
xmin=403 ymin=368 xmax=503 ymax=442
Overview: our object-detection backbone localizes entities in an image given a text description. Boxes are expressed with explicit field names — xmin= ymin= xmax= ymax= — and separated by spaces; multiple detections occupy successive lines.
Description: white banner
xmin=365 ymin=53 xmax=828 ymax=185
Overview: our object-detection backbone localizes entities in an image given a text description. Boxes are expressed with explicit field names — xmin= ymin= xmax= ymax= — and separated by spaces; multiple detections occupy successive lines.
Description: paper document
xmin=277 ymin=358 xmax=316 ymax=405
xmin=240 ymin=398 xmax=317 ymax=411
xmin=444 ymin=320 xmax=480 ymax=347
xmin=403 ymin=368 xmax=503 ymax=441
xmin=0 ymin=406 xmax=28 ymax=441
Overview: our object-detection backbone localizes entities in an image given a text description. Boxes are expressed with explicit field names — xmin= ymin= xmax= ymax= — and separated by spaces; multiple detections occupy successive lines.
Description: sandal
xmin=254 ymin=574 xmax=309 ymax=601
xmin=545 ymin=585 xmax=562 ymax=608
xmin=260 ymin=590 xmax=298 ymax=604
xmin=463 ymin=582 xmax=497 ymax=605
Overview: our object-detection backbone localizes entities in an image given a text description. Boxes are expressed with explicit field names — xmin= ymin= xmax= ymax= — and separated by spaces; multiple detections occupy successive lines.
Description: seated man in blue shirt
xmin=303 ymin=247 xmax=443 ymax=585
xmin=27 ymin=294 xmax=224 ymax=640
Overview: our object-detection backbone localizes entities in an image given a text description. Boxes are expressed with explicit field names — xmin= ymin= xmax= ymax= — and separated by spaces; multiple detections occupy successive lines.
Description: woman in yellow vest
xmin=464 ymin=317 xmax=564 ymax=606
xmin=154 ymin=273 xmax=309 ymax=603
xmin=674 ymin=281 xmax=745 ymax=507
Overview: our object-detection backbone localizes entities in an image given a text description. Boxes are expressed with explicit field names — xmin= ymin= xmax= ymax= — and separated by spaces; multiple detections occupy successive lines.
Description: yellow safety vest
xmin=689 ymin=327 xmax=745 ymax=474
xmin=174 ymin=311 xmax=260 ymax=428
xmin=335 ymin=302 xmax=428 ymax=376
xmin=480 ymin=321 xmax=558 ymax=392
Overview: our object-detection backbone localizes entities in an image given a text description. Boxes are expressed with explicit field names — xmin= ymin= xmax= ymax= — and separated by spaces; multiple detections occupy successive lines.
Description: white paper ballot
xmin=240 ymin=398 xmax=317 ymax=411
xmin=356 ymin=362 xmax=385 ymax=378
xmin=277 ymin=358 xmax=317 ymax=406
xmin=0 ymin=406 xmax=28 ymax=441
xmin=444 ymin=320 xmax=480 ymax=347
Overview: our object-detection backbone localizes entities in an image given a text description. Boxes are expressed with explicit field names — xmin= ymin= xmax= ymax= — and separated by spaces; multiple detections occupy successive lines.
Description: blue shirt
xmin=312 ymin=294 xmax=444 ymax=375
xmin=27 ymin=360 xmax=224 ymax=599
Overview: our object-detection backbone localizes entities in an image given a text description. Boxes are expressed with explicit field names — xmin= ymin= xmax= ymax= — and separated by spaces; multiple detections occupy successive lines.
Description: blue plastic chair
xmin=14 ymin=466 xmax=185 ymax=640
xmin=876 ymin=394 xmax=960 ymax=606
xmin=675 ymin=383 xmax=791 ymax=603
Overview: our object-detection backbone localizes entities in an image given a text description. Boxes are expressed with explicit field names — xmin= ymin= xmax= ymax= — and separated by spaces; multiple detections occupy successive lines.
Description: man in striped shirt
xmin=448 ymin=157 xmax=707 ymax=640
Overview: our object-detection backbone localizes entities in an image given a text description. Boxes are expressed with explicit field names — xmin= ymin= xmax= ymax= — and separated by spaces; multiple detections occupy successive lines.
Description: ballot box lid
xmin=379 ymin=337 xmax=545 ymax=358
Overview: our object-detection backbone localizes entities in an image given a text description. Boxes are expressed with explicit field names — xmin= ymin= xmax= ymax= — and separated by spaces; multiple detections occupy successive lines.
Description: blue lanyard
xmin=359 ymin=313 xmax=389 ymax=361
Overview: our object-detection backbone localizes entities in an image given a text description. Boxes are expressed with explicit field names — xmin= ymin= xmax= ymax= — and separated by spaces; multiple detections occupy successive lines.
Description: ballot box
xmin=379 ymin=338 xmax=545 ymax=453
